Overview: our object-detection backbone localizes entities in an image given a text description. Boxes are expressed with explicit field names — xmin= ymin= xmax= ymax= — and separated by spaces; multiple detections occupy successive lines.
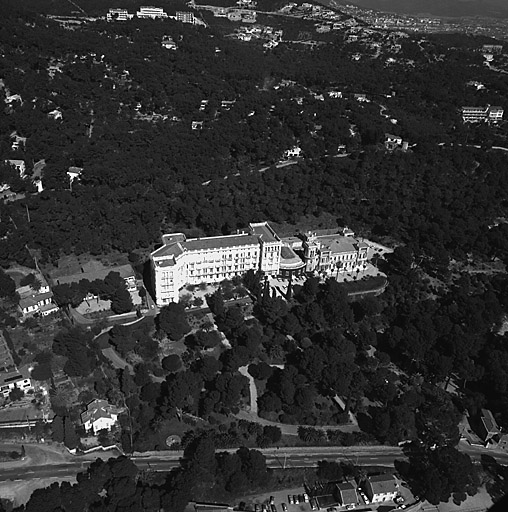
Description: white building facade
xmin=106 ymin=8 xmax=133 ymax=21
xmin=151 ymin=222 xmax=282 ymax=305
xmin=151 ymin=222 xmax=373 ymax=306
xmin=81 ymin=399 xmax=120 ymax=434
xmin=300 ymin=231 xmax=369 ymax=276
xmin=136 ymin=6 xmax=167 ymax=19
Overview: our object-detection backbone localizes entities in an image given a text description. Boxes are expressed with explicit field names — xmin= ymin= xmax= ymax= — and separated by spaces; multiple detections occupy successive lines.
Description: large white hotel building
xmin=151 ymin=222 xmax=369 ymax=305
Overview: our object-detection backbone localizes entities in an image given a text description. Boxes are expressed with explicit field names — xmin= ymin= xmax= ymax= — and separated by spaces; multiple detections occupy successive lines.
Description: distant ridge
xmin=322 ymin=0 xmax=508 ymax=19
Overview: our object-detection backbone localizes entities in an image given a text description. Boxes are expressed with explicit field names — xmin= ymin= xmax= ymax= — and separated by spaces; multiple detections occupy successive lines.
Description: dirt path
xmin=236 ymin=366 xmax=360 ymax=436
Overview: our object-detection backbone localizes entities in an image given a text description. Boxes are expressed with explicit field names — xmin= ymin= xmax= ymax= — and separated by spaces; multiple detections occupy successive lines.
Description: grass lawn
xmin=5 ymin=271 xmax=26 ymax=287
xmin=437 ymin=486 xmax=493 ymax=512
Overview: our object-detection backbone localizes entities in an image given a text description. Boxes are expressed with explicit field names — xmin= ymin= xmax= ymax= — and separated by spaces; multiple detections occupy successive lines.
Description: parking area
xmin=240 ymin=475 xmax=416 ymax=512
xmin=242 ymin=487 xmax=313 ymax=512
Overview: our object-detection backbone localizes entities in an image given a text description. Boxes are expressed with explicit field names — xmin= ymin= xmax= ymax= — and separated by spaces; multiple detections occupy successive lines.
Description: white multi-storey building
xmin=461 ymin=105 xmax=504 ymax=123
xmin=106 ymin=8 xmax=133 ymax=21
xmin=488 ymin=106 xmax=504 ymax=123
xmin=151 ymin=223 xmax=371 ymax=305
xmin=299 ymin=230 xmax=369 ymax=276
xmin=136 ymin=6 xmax=168 ymax=19
xmin=151 ymin=222 xmax=282 ymax=305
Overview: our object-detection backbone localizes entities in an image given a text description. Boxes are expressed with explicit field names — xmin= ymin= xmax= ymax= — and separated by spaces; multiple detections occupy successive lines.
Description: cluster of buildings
xmin=151 ymin=222 xmax=370 ymax=306
xmin=461 ymin=105 xmax=504 ymax=123
xmin=17 ymin=274 xmax=58 ymax=317
xmin=234 ymin=25 xmax=283 ymax=45
xmin=0 ymin=330 xmax=34 ymax=400
xmin=482 ymin=44 xmax=503 ymax=54
xmin=106 ymin=7 xmax=206 ymax=26
xmin=312 ymin=473 xmax=400 ymax=509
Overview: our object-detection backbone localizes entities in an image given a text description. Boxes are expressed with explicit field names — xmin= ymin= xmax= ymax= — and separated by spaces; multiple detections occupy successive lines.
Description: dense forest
xmin=1 ymin=2 xmax=508 ymax=510
xmin=1 ymin=3 xmax=507 ymax=268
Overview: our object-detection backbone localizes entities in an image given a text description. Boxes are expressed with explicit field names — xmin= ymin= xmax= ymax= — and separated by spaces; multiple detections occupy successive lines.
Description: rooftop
xmin=0 ymin=365 xmax=32 ymax=386
xmin=53 ymin=262 xmax=135 ymax=285
xmin=481 ymin=409 xmax=500 ymax=434
xmin=317 ymin=235 xmax=361 ymax=254
xmin=152 ymin=242 xmax=185 ymax=260
xmin=18 ymin=291 xmax=53 ymax=310
xmin=368 ymin=474 xmax=397 ymax=495
xmin=336 ymin=482 xmax=358 ymax=505
xmin=81 ymin=399 xmax=120 ymax=425
xmin=250 ymin=222 xmax=280 ymax=243
xmin=280 ymin=245 xmax=305 ymax=269
xmin=185 ymin=233 xmax=259 ymax=251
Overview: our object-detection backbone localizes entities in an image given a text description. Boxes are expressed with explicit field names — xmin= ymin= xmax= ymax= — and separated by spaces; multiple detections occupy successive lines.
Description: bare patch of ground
xmin=0 ymin=476 xmax=76 ymax=508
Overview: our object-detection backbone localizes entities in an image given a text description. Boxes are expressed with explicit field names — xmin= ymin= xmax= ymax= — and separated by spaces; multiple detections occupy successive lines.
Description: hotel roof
xmin=250 ymin=222 xmax=279 ymax=243
xmin=317 ymin=235 xmax=359 ymax=254
xmin=184 ymin=234 xmax=259 ymax=251
xmin=152 ymin=242 xmax=185 ymax=259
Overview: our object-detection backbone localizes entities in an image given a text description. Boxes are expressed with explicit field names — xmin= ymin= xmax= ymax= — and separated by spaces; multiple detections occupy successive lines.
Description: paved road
xmin=0 ymin=446 xmax=401 ymax=482
xmin=2 ymin=442 xmax=508 ymax=483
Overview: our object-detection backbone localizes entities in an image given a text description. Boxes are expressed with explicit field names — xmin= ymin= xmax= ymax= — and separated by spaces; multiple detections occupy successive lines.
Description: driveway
xmin=236 ymin=366 xmax=360 ymax=436
xmin=101 ymin=347 xmax=133 ymax=373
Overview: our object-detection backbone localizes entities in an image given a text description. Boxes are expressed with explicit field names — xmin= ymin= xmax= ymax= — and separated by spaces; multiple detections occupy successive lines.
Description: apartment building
xmin=151 ymin=222 xmax=282 ymax=305
xmin=482 ymin=44 xmax=503 ymax=54
xmin=106 ymin=8 xmax=133 ymax=21
xmin=461 ymin=105 xmax=504 ymax=123
xmin=176 ymin=11 xmax=196 ymax=24
xmin=488 ymin=106 xmax=504 ymax=123
xmin=136 ymin=6 xmax=168 ymax=19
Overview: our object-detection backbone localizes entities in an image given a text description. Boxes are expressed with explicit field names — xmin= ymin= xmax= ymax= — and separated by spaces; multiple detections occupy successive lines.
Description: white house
xmin=385 ymin=133 xmax=403 ymax=150
xmin=81 ymin=399 xmax=120 ymax=434
xmin=328 ymin=90 xmax=343 ymax=99
xmin=17 ymin=277 xmax=58 ymax=317
xmin=0 ymin=365 xmax=33 ymax=398
xmin=5 ymin=159 xmax=26 ymax=177
xmin=365 ymin=474 xmax=398 ymax=503
xmin=284 ymin=146 xmax=302 ymax=158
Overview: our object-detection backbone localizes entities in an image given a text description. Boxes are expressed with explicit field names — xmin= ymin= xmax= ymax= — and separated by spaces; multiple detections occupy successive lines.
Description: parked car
xmin=288 ymin=495 xmax=294 ymax=505
xmin=269 ymin=497 xmax=275 ymax=505
xmin=310 ymin=498 xmax=318 ymax=511
xmin=282 ymin=504 xmax=288 ymax=512
xmin=303 ymin=493 xmax=310 ymax=503
xmin=270 ymin=505 xmax=277 ymax=512
xmin=293 ymin=496 xmax=299 ymax=505
xmin=255 ymin=505 xmax=261 ymax=512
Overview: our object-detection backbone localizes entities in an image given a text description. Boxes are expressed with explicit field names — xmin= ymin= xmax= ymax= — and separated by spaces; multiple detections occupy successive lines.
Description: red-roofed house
xmin=81 ymin=399 xmax=121 ymax=434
